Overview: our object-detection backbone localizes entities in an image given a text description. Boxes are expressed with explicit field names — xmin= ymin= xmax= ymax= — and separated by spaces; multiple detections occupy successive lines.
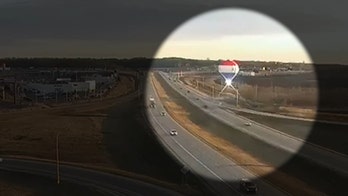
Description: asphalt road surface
xmin=183 ymin=73 xmax=348 ymax=154
xmin=160 ymin=71 xmax=348 ymax=177
xmin=0 ymin=158 xmax=182 ymax=196
xmin=145 ymin=73 xmax=288 ymax=196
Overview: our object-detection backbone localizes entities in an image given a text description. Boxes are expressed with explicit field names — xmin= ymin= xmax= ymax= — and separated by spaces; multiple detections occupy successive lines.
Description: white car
xmin=161 ymin=111 xmax=166 ymax=116
xmin=244 ymin=122 xmax=252 ymax=126
xmin=169 ymin=129 xmax=178 ymax=136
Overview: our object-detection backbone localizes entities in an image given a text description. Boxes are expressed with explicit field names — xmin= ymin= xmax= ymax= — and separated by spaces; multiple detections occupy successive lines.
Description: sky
xmin=155 ymin=9 xmax=312 ymax=63
xmin=0 ymin=0 xmax=347 ymax=64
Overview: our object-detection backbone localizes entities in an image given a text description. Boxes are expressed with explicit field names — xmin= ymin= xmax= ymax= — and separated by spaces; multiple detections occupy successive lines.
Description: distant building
xmin=239 ymin=71 xmax=256 ymax=76
xmin=69 ymin=82 xmax=90 ymax=92
xmin=85 ymin=80 xmax=96 ymax=92
xmin=56 ymin=78 xmax=71 ymax=82
xmin=23 ymin=80 xmax=96 ymax=95
xmin=0 ymin=64 xmax=10 ymax=71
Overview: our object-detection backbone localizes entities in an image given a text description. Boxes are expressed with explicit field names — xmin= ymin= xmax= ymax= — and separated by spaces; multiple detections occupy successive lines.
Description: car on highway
xmin=239 ymin=178 xmax=258 ymax=194
xmin=244 ymin=122 xmax=252 ymax=126
xmin=149 ymin=97 xmax=156 ymax=108
xmin=161 ymin=111 xmax=166 ymax=116
xmin=169 ymin=129 xmax=178 ymax=136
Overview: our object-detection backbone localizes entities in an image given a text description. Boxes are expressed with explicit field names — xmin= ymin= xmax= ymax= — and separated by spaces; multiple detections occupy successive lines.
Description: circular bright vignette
xmin=146 ymin=8 xmax=318 ymax=180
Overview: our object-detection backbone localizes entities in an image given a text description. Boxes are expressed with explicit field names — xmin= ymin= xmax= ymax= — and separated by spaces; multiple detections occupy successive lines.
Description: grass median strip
xmin=151 ymin=73 xmax=323 ymax=196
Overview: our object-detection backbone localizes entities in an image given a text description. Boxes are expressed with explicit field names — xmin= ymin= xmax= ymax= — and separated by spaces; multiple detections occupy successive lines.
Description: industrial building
xmin=0 ymin=63 xmax=10 ymax=71
xmin=23 ymin=80 xmax=96 ymax=95
xmin=0 ymin=67 xmax=120 ymax=105
xmin=19 ymin=69 xmax=118 ymax=103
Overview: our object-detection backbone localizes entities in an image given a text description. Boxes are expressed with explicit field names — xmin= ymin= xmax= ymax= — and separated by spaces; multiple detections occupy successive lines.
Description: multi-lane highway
xmin=159 ymin=71 xmax=348 ymax=176
xmin=145 ymin=73 xmax=288 ymax=195
xmin=194 ymin=74 xmax=348 ymax=126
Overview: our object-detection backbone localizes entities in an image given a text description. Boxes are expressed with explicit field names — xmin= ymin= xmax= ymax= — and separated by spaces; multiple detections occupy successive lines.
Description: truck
xmin=149 ymin=97 xmax=156 ymax=108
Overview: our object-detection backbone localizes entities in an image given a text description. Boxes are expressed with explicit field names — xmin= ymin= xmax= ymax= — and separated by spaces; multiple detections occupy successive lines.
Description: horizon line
xmin=0 ymin=56 xmax=345 ymax=65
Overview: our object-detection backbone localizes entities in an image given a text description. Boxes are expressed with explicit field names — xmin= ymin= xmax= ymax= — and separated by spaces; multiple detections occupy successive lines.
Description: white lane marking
xmin=172 ymin=73 xmax=348 ymax=158
xmin=155 ymin=72 xmax=291 ymax=196
xmin=0 ymin=165 xmax=129 ymax=196
xmin=172 ymin=76 xmax=348 ymax=174
xmin=167 ymin=74 xmax=347 ymax=160
xmin=148 ymin=108 xmax=242 ymax=195
xmin=147 ymin=78 xmax=243 ymax=195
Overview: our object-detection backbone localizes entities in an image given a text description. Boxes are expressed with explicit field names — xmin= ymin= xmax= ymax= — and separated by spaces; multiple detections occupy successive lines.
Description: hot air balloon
xmin=218 ymin=60 xmax=240 ymax=95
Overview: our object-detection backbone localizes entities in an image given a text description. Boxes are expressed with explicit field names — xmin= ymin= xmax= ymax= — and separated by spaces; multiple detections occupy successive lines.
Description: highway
xmin=145 ymin=73 xmax=288 ymax=195
xmin=195 ymin=74 xmax=348 ymax=126
xmin=0 ymin=157 xmax=182 ymax=196
xmin=159 ymin=71 xmax=348 ymax=176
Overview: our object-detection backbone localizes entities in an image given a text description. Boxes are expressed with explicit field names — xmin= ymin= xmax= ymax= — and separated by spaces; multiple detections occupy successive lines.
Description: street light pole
xmin=181 ymin=166 xmax=190 ymax=186
xmin=2 ymin=86 xmax=5 ymax=100
xmin=56 ymin=133 xmax=60 ymax=185
xmin=202 ymin=77 xmax=205 ymax=88
xmin=236 ymin=90 xmax=239 ymax=107
xmin=55 ymin=89 xmax=58 ymax=104
xmin=212 ymin=85 xmax=215 ymax=98
xmin=35 ymin=90 xmax=38 ymax=103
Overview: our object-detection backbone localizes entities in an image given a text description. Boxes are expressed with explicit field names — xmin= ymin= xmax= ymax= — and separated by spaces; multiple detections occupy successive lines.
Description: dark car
xmin=239 ymin=179 xmax=258 ymax=194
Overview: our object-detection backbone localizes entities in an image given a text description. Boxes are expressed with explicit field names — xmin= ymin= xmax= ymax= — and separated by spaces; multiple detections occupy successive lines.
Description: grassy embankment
xmin=184 ymin=76 xmax=348 ymax=123
xmin=0 ymin=75 xmax=200 ymax=195
xmin=151 ymin=73 xmax=323 ymax=196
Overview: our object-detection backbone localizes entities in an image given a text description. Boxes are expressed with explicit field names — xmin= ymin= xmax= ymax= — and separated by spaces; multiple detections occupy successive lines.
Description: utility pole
xmin=255 ymin=84 xmax=258 ymax=102
xmin=55 ymin=89 xmax=58 ymax=104
xmin=212 ymin=85 xmax=215 ymax=98
xmin=2 ymin=86 xmax=5 ymax=100
xmin=181 ymin=166 xmax=190 ymax=186
xmin=202 ymin=77 xmax=205 ymax=88
xmin=99 ymin=89 xmax=102 ymax=101
xmin=56 ymin=133 xmax=60 ymax=184
xmin=14 ymin=80 xmax=16 ymax=104
xmin=137 ymin=74 xmax=141 ymax=100
xmin=35 ymin=90 xmax=38 ymax=103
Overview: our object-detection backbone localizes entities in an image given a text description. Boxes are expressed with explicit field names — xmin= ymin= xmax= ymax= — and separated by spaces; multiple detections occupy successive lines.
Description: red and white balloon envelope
xmin=218 ymin=60 xmax=240 ymax=95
